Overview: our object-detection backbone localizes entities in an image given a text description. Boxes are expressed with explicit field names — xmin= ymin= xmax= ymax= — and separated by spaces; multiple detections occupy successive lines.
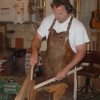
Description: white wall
xmin=46 ymin=0 xmax=53 ymax=16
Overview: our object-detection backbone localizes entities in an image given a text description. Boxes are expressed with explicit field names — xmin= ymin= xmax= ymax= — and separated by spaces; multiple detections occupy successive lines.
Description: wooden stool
xmin=77 ymin=51 xmax=100 ymax=99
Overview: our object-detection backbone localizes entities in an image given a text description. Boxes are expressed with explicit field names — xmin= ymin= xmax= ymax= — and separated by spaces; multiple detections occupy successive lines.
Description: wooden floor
xmin=77 ymin=92 xmax=100 ymax=100
xmin=35 ymin=90 xmax=74 ymax=100
xmin=35 ymin=90 xmax=100 ymax=100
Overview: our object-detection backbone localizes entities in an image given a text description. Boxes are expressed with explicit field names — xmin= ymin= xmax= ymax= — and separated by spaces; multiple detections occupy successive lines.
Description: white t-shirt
xmin=37 ymin=14 xmax=90 ymax=53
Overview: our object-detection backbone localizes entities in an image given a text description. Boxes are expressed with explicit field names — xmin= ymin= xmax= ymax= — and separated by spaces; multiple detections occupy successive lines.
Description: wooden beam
xmin=34 ymin=66 xmax=83 ymax=89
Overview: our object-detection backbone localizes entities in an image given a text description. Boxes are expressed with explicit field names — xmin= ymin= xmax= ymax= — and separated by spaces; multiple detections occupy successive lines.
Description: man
xmin=30 ymin=0 xmax=90 ymax=99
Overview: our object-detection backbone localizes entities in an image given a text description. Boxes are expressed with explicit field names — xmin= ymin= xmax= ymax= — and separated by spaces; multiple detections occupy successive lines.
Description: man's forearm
xmin=65 ymin=44 xmax=87 ymax=72
xmin=65 ymin=51 xmax=86 ymax=72
xmin=30 ymin=33 xmax=43 ymax=66
xmin=31 ymin=33 xmax=43 ymax=53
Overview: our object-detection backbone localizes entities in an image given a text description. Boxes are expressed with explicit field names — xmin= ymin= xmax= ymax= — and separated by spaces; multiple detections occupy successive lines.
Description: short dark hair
xmin=50 ymin=0 xmax=73 ymax=13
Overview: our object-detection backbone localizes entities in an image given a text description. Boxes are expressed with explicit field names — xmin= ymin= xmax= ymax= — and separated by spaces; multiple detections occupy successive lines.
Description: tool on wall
xmin=28 ymin=0 xmax=36 ymax=14
xmin=90 ymin=0 xmax=100 ymax=29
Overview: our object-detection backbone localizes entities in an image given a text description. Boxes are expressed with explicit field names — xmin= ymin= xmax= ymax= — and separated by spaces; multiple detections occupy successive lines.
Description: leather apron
xmin=44 ymin=17 xmax=75 ymax=80
xmin=35 ymin=17 xmax=75 ymax=100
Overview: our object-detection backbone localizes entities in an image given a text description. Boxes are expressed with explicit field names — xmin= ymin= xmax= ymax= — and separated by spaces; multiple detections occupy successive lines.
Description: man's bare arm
xmin=30 ymin=33 xmax=43 ymax=66
xmin=55 ymin=43 xmax=87 ymax=81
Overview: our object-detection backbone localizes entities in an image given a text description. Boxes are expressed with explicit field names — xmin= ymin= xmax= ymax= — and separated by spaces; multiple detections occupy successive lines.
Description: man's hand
xmin=55 ymin=68 xmax=68 ymax=81
xmin=30 ymin=51 xmax=39 ymax=67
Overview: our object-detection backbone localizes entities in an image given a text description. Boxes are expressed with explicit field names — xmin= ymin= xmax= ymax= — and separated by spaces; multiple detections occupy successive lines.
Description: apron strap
xmin=48 ymin=18 xmax=56 ymax=31
xmin=65 ymin=17 xmax=73 ymax=37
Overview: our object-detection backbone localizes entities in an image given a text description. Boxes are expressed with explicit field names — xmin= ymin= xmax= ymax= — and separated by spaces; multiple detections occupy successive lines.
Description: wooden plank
xmin=34 ymin=66 xmax=83 ymax=89
xmin=15 ymin=69 xmax=32 ymax=100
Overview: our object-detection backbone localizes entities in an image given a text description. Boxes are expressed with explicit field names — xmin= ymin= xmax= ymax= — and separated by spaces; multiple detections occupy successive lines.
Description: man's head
xmin=50 ymin=0 xmax=73 ymax=23
xmin=50 ymin=0 xmax=73 ymax=13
